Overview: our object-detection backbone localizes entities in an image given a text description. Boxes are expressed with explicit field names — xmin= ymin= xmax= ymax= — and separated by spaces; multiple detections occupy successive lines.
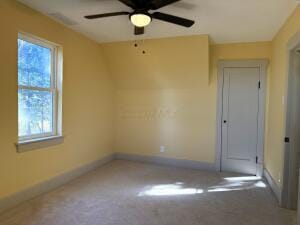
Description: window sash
xmin=18 ymin=88 xmax=58 ymax=141
xmin=18 ymin=33 xmax=56 ymax=54
xmin=18 ymin=34 xmax=59 ymax=141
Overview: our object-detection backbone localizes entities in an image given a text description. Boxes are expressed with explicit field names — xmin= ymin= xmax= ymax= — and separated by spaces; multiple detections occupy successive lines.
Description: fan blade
xmin=150 ymin=0 xmax=181 ymax=10
xmin=134 ymin=26 xmax=144 ymax=35
xmin=152 ymin=12 xmax=194 ymax=27
xmin=118 ymin=0 xmax=137 ymax=9
xmin=85 ymin=12 xmax=129 ymax=19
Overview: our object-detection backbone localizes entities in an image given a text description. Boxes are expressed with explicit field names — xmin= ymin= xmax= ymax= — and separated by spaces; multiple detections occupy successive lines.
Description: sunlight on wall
xmin=103 ymin=36 xmax=214 ymax=163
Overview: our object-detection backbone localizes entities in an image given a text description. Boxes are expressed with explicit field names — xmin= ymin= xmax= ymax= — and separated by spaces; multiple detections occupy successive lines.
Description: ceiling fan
xmin=84 ymin=0 xmax=195 ymax=35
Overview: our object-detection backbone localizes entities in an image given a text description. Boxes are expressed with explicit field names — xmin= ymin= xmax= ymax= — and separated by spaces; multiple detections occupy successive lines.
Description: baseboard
xmin=115 ymin=152 xmax=216 ymax=171
xmin=0 ymin=153 xmax=114 ymax=214
xmin=263 ymin=168 xmax=282 ymax=204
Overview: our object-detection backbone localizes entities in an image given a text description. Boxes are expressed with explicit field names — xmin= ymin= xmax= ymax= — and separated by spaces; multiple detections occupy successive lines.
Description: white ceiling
xmin=18 ymin=0 xmax=298 ymax=44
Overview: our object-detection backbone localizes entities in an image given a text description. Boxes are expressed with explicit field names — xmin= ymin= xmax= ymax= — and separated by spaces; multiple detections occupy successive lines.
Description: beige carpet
xmin=0 ymin=160 xmax=296 ymax=225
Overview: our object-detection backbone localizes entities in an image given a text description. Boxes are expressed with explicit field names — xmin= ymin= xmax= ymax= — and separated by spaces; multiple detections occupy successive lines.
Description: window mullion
xmin=18 ymin=85 xmax=54 ymax=92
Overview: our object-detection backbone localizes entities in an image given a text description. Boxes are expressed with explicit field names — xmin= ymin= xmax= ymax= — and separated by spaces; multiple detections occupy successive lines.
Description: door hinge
xmin=258 ymin=81 xmax=261 ymax=89
xmin=256 ymin=156 xmax=258 ymax=164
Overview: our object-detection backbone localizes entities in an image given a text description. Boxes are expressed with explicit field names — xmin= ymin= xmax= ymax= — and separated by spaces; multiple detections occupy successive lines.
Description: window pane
xmin=18 ymin=89 xmax=53 ymax=137
xmin=18 ymin=39 xmax=51 ymax=88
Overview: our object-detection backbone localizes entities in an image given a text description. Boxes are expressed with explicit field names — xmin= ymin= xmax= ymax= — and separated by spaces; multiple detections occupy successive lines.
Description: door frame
xmin=281 ymin=31 xmax=300 ymax=209
xmin=215 ymin=60 xmax=268 ymax=176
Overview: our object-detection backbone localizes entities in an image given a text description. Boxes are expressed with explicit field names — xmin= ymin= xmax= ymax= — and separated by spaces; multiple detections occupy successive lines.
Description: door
xmin=282 ymin=49 xmax=300 ymax=209
xmin=221 ymin=67 xmax=260 ymax=175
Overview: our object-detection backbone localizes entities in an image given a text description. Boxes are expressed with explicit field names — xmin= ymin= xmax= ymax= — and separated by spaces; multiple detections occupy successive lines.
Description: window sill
xmin=16 ymin=136 xmax=64 ymax=153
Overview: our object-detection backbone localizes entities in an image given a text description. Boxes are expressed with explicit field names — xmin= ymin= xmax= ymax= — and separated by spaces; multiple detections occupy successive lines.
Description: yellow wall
xmin=103 ymin=36 xmax=214 ymax=162
xmin=0 ymin=1 xmax=114 ymax=198
xmin=102 ymin=38 xmax=271 ymax=162
xmin=211 ymin=42 xmax=272 ymax=86
xmin=265 ymin=6 xmax=300 ymax=188
xmin=0 ymin=0 xmax=294 ymax=201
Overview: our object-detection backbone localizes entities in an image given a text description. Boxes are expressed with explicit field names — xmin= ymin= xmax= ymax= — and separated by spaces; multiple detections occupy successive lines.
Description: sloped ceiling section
xmin=102 ymin=35 xmax=210 ymax=89
xmin=18 ymin=0 xmax=297 ymax=44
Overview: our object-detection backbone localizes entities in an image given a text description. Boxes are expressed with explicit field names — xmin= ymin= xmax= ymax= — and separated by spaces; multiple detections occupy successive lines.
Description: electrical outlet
xmin=160 ymin=146 xmax=165 ymax=153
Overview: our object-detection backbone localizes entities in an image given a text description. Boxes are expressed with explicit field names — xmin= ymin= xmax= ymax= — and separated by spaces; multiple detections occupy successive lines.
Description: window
xmin=18 ymin=33 xmax=62 ymax=142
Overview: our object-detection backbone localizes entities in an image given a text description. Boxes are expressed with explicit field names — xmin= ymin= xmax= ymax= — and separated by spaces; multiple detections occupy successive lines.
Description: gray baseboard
xmin=115 ymin=152 xmax=217 ymax=171
xmin=0 ymin=154 xmax=114 ymax=214
xmin=263 ymin=168 xmax=282 ymax=204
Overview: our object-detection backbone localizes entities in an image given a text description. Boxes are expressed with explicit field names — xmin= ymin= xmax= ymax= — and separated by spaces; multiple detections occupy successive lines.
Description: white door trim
xmin=215 ymin=60 xmax=268 ymax=176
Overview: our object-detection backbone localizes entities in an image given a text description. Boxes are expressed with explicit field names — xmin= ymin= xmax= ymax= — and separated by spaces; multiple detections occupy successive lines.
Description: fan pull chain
xmin=142 ymin=39 xmax=146 ymax=54
xmin=133 ymin=39 xmax=147 ymax=55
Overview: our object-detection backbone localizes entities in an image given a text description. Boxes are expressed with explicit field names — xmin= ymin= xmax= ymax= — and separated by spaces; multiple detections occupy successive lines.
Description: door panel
xmin=221 ymin=67 xmax=260 ymax=175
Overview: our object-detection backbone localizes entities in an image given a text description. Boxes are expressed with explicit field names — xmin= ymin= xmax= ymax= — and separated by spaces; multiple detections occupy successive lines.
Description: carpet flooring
xmin=0 ymin=160 xmax=297 ymax=225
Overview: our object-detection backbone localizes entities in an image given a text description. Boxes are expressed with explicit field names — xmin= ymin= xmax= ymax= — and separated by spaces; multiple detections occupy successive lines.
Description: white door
xmin=221 ymin=67 xmax=260 ymax=175
xmin=282 ymin=50 xmax=300 ymax=209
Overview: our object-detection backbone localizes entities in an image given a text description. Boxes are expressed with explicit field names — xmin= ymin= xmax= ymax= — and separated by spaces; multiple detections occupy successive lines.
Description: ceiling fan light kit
xmin=130 ymin=13 xmax=152 ymax=27
xmin=84 ymin=0 xmax=195 ymax=35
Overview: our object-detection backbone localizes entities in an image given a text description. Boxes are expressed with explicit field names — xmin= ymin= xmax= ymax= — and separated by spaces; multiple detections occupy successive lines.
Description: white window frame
xmin=18 ymin=33 xmax=63 ymax=143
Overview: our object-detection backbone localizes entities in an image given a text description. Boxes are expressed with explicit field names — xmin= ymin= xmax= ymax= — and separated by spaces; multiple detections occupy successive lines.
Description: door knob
xmin=223 ymin=120 xmax=227 ymax=124
xmin=284 ymin=137 xmax=290 ymax=143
